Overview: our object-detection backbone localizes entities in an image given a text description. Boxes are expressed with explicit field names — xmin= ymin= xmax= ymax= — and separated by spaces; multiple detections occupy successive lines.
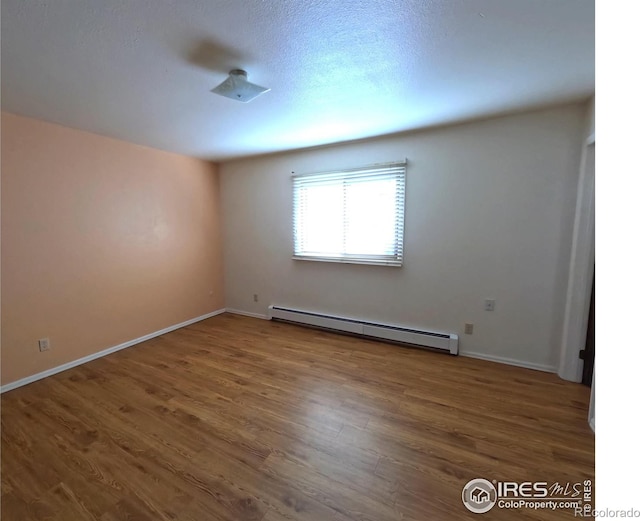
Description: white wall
xmin=220 ymin=104 xmax=585 ymax=371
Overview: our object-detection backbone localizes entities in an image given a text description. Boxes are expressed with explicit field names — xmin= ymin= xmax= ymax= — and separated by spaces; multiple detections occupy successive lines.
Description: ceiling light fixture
xmin=210 ymin=69 xmax=270 ymax=103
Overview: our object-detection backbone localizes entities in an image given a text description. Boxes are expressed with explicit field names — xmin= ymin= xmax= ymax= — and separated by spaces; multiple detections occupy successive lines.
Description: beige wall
xmin=1 ymin=112 xmax=224 ymax=384
xmin=220 ymin=103 xmax=586 ymax=371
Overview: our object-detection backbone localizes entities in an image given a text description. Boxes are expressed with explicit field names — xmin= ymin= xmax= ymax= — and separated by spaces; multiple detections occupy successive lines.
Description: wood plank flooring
xmin=1 ymin=313 xmax=594 ymax=520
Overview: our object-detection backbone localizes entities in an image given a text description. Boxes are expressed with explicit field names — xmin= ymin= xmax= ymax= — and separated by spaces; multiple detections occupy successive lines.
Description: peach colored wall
xmin=1 ymin=112 xmax=224 ymax=385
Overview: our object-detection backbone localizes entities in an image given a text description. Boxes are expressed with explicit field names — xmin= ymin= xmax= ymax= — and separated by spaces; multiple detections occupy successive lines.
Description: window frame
xmin=292 ymin=160 xmax=406 ymax=267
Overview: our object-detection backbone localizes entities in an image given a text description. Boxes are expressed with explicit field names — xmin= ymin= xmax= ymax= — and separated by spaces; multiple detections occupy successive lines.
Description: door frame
xmin=558 ymin=134 xmax=595 ymax=382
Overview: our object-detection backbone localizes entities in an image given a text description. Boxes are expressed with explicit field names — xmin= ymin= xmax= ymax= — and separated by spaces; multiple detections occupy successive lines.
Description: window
xmin=293 ymin=161 xmax=406 ymax=266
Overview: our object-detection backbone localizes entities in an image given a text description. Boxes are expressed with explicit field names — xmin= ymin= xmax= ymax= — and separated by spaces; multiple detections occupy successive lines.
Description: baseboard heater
xmin=268 ymin=305 xmax=458 ymax=355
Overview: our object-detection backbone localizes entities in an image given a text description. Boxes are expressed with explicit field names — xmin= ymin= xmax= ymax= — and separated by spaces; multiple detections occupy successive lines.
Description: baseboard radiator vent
xmin=268 ymin=305 xmax=458 ymax=355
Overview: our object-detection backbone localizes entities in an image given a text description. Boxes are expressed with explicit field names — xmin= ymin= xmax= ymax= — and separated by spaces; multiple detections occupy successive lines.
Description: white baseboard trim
xmin=460 ymin=351 xmax=556 ymax=373
xmin=225 ymin=311 xmax=557 ymax=373
xmin=0 ymin=308 xmax=226 ymax=394
xmin=225 ymin=311 xmax=556 ymax=373
xmin=2 ymin=309 xmax=557 ymax=392
xmin=225 ymin=308 xmax=270 ymax=320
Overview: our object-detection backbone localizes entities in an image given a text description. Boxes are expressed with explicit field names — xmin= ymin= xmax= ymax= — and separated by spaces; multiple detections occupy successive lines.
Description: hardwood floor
xmin=1 ymin=313 xmax=594 ymax=520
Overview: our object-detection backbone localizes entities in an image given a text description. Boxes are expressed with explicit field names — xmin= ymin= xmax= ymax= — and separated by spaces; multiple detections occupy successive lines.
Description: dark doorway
xmin=581 ymin=271 xmax=595 ymax=386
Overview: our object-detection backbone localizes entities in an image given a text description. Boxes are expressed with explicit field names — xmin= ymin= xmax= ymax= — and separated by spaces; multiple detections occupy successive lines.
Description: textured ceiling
xmin=1 ymin=0 xmax=594 ymax=160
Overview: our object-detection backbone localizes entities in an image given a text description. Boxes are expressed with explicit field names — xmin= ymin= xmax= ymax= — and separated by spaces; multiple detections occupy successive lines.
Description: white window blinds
xmin=293 ymin=161 xmax=406 ymax=266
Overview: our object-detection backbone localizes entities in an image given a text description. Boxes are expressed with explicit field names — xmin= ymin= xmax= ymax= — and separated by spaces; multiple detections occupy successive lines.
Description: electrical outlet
xmin=38 ymin=338 xmax=50 ymax=352
xmin=253 ymin=294 xmax=259 ymax=302
xmin=464 ymin=323 xmax=474 ymax=335
xmin=484 ymin=299 xmax=496 ymax=311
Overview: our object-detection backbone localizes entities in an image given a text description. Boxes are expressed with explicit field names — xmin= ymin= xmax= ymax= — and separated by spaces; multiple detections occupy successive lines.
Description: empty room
xmin=0 ymin=0 xmax=605 ymax=519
